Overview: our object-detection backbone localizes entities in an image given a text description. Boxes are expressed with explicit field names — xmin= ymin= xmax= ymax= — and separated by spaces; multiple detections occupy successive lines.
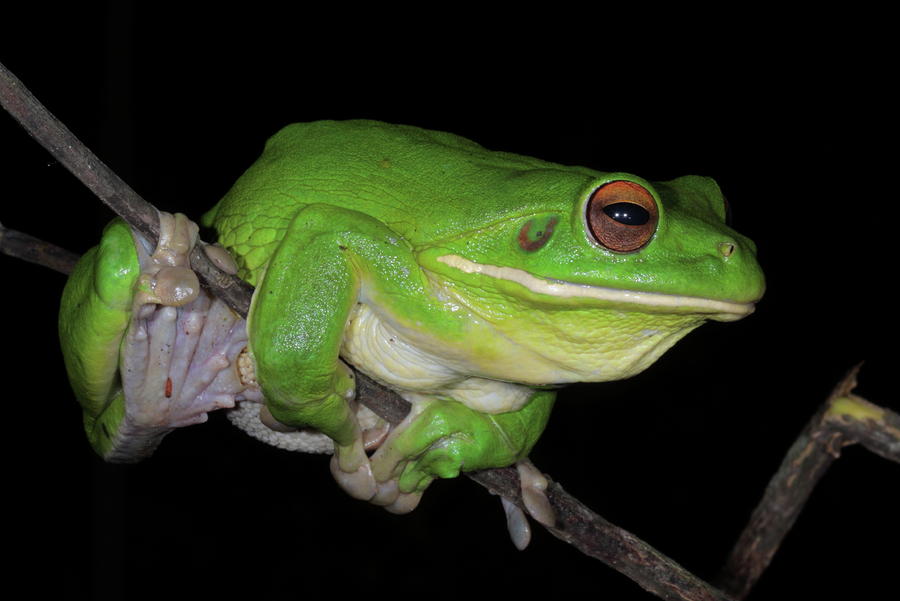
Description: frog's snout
xmin=720 ymin=237 xmax=766 ymax=305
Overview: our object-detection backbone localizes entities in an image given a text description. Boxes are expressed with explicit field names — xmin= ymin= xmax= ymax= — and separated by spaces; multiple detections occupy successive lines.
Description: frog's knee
xmin=59 ymin=221 xmax=142 ymax=419
xmin=92 ymin=219 xmax=142 ymax=310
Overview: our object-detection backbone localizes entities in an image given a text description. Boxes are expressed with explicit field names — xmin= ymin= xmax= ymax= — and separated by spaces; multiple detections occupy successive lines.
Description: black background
xmin=2 ymin=5 xmax=896 ymax=600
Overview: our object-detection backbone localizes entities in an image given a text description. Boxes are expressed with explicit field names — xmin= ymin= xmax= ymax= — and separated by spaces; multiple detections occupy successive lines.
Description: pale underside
xmin=230 ymin=254 xmax=748 ymax=454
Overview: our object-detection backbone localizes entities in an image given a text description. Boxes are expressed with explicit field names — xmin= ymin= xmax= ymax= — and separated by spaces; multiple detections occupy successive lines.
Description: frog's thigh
xmin=59 ymin=220 xmax=141 ymax=454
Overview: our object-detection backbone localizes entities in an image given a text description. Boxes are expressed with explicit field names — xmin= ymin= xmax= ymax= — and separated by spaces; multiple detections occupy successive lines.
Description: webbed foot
xmin=361 ymin=398 xmax=525 ymax=513
xmin=111 ymin=213 xmax=252 ymax=459
xmin=317 ymin=387 xmax=554 ymax=517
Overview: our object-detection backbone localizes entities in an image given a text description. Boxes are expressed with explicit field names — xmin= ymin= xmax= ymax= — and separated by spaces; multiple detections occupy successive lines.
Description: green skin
xmin=59 ymin=120 xmax=765 ymax=505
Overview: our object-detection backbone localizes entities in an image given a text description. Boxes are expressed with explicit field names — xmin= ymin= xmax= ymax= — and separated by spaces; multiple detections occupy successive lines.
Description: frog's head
xmin=417 ymin=172 xmax=765 ymax=384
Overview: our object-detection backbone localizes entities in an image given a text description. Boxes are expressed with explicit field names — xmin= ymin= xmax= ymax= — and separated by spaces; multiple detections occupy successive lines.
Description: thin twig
xmin=471 ymin=469 xmax=735 ymax=601
xmin=0 ymin=61 xmax=254 ymax=317
xmin=0 ymin=64 xmax=160 ymax=243
xmin=0 ymin=220 xmax=80 ymax=274
xmin=715 ymin=364 xmax=900 ymax=599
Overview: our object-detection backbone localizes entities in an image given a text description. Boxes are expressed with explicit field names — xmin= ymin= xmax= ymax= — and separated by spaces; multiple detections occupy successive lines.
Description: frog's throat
xmin=435 ymin=254 xmax=754 ymax=318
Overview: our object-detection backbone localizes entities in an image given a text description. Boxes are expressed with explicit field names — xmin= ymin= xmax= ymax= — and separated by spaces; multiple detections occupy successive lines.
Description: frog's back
xmin=204 ymin=120 xmax=596 ymax=281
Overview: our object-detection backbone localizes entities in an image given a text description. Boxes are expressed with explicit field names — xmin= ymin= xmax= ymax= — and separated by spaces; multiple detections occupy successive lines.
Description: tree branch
xmin=0 ymin=219 xmax=80 ymax=275
xmin=0 ymin=60 xmax=254 ymax=317
xmin=715 ymin=364 xmax=900 ymax=599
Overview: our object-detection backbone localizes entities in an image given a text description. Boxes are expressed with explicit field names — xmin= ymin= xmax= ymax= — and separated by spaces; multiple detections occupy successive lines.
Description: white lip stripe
xmin=436 ymin=254 xmax=753 ymax=316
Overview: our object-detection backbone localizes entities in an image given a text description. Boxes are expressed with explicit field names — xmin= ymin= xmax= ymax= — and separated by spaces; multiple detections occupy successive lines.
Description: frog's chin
xmin=434 ymin=254 xmax=755 ymax=322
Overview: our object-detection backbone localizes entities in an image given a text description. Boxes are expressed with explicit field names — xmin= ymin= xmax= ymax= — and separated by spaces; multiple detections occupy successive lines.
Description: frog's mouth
xmin=435 ymin=254 xmax=756 ymax=321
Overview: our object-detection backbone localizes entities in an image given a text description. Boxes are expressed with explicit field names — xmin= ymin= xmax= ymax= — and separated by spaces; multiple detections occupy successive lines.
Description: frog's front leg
xmin=368 ymin=389 xmax=556 ymax=513
xmin=248 ymin=204 xmax=429 ymax=501
xmin=60 ymin=214 xmax=253 ymax=462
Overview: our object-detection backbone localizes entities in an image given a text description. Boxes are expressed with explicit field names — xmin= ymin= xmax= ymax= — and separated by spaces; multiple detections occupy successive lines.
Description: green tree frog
xmin=58 ymin=120 xmax=764 ymax=528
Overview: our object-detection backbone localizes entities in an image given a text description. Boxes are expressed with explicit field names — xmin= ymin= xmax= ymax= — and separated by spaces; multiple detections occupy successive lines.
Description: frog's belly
xmin=342 ymin=292 xmax=706 ymax=401
xmin=340 ymin=303 xmax=534 ymax=413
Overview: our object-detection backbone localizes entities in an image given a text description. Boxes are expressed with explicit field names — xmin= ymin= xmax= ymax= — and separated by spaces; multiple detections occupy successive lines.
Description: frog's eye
xmin=586 ymin=180 xmax=659 ymax=252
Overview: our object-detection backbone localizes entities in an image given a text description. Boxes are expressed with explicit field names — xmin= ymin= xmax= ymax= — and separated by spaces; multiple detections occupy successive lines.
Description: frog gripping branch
xmin=56 ymin=120 xmax=766 ymax=519
xmin=12 ymin=61 xmax=843 ymax=601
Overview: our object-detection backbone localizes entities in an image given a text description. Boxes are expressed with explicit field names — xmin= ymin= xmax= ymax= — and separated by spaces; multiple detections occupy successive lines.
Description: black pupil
xmin=603 ymin=202 xmax=649 ymax=226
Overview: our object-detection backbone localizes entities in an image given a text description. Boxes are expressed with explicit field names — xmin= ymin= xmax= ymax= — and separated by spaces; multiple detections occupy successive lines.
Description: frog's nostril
xmin=718 ymin=242 xmax=736 ymax=258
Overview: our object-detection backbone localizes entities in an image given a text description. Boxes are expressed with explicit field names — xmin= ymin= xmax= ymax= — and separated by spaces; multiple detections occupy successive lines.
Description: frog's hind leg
xmin=60 ymin=214 xmax=256 ymax=461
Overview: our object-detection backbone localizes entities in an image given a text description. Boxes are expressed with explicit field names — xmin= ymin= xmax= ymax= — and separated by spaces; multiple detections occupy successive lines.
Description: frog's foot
xmin=323 ymin=366 xmax=380 ymax=500
xmin=499 ymin=460 xmax=555 ymax=550
xmin=366 ymin=399 xmax=511 ymax=514
xmin=332 ymin=416 xmax=423 ymax=513
xmin=109 ymin=213 xmax=253 ymax=460
xmin=132 ymin=212 xmax=201 ymax=307
xmin=120 ymin=291 xmax=250 ymax=430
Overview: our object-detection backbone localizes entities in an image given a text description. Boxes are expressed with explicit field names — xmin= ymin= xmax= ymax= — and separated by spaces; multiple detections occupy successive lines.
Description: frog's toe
xmin=368 ymin=479 xmax=424 ymax=514
xmin=121 ymin=289 xmax=249 ymax=430
xmin=384 ymin=490 xmax=423 ymax=514
xmin=502 ymin=498 xmax=532 ymax=551
xmin=329 ymin=455 xmax=377 ymax=500
xmin=132 ymin=212 xmax=201 ymax=307
xmin=370 ymin=478 xmax=400 ymax=506
xmin=516 ymin=460 xmax=555 ymax=528
xmin=330 ymin=439 xmax=377 ymax=500
xmin=498 ymin=461 xmax=554 ymax=550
